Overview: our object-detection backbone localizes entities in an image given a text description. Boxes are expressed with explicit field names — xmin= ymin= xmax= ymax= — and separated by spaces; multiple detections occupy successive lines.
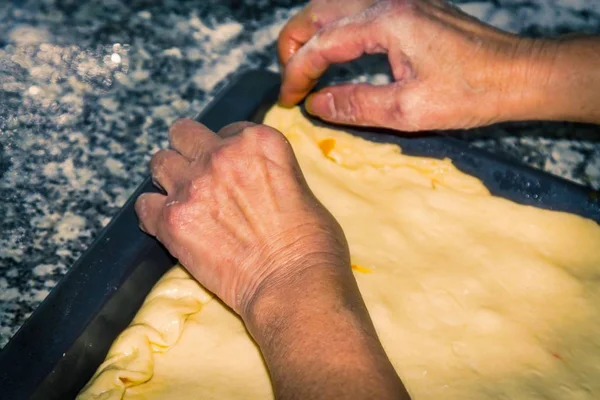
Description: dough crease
xmin=79 ymin=106 xmax=600 ymax=400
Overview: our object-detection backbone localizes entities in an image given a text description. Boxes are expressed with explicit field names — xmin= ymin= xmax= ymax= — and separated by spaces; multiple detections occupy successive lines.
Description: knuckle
xmin=150 ymin=150 xmax=169 ymax=174
xmin=170 ymin=118 xmax=195 ymax=133
xmin=392 ymin=101 xmax=406 ymax=127
xmin=185 ymin=175 xmax=209 ymax=200
xmin=218 ymin=121 xmax=256 ymax=139
xmin=389 ymin=86 xmax=406 ymax=122
xmin=134 ymin=195 xmax=149 ymax=219
xmin=313 ymin=23 xmax=336 ymax=47
xmin=162 ymin=201 xmax=186 ymax=233
xmin=395 ymin=98 xmax=421 ymax=131
xmin=304 ymin=25 xmax=335 ymax=58
xmin=210 ymin=145 xmax=245 ymax=181
xmin=277 ymin=23 xmax=292 ymax=42
xmin=211 ymin=127 xmax=293 ymax=175
xmin=211 ymin=144 xmax=239 ymax=167
xmin=240 ymin=124 xmax=272 ymax=141
xmin=347 ymin=85 xmax=365 ymax=120
xmin=168 ymin=118 xmax=191 ymax=141
xmin=242 ymin=125 xmax=289 ymax=152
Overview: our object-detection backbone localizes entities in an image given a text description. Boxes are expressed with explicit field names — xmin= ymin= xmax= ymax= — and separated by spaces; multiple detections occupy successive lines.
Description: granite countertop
xmin=1 ymin=0 xmax=599 ymax=348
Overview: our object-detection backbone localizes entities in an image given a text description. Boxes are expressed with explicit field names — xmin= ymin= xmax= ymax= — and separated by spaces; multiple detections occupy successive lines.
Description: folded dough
xmin=79 ymin=105 xmax=600 ymax=400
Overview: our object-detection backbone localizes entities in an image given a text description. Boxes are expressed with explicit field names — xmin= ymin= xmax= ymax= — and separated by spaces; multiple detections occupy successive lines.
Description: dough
xmin=79 ymin=105 xmax=600 ymax=400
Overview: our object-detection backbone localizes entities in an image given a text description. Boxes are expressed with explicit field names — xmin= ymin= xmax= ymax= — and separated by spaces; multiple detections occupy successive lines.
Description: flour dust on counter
xmin=0 ymin=0 xmax=307 ymax=348
xmin=1 ymin=0 xmax=599 ymax=349
xmin=79 ymin=106 xmax=600 ymax=400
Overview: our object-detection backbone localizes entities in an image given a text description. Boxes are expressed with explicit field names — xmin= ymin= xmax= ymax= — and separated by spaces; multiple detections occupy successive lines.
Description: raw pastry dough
xmin=79 ymin=106 xmax=600 ymax=400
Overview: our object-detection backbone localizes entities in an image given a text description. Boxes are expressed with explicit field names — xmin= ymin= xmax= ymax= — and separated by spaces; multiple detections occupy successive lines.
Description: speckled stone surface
xmin=1 ymin=0 xmax=599 ymax=348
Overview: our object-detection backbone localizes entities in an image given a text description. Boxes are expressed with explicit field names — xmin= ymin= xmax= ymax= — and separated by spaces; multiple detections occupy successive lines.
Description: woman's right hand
xmin=278 ymin=0 xmax=566 ymax=131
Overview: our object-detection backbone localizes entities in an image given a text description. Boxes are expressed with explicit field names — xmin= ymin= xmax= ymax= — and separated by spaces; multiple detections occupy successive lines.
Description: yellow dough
xmin=79 ymin=106 xmax=600 ymax=400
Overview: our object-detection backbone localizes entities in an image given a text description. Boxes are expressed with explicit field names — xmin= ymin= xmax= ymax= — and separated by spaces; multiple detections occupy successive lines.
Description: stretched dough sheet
xmin=79 ymin=106 xmax=600 ymax=400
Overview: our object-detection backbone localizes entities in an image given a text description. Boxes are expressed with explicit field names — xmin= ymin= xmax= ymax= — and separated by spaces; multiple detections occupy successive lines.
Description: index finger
xmin=278 ymin=0 xmax=379 ymax=68
xmin=279 ymin=18 xmax=380 ymax=107
xmin=217 ymin=122 xmax=257 ymax=139
xmin=278 ymin=8 xmax=320 ymax=68
xmin=169 ymin=118 xmax=221 ymax=160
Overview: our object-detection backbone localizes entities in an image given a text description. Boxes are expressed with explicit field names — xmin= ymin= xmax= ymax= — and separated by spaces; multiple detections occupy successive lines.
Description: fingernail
xmin=139 ymin=223 xmax=148 ymax=233
xmin=152 ymin=178 xmax=165 ymax=193
xmin=306 ymin=92 xmax=335 ymax=119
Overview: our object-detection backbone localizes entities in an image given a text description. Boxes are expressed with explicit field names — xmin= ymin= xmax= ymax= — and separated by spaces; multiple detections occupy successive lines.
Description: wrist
xmin=489 ymin=38 xmax=559 ymax=123
xmin=241 ymin=262 xmax=409 ymax=399
xmin=495 ymin=36 xmax=600 ymax=124
xmin=241 ymin=263 xmax=359 ymax=345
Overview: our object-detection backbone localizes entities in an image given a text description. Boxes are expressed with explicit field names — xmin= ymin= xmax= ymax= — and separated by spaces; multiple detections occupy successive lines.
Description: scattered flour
xmin=190 ymin=15 xmax=290 ymax=92
xmin=458 ymin=2 xmax=495 ymax=21
xmin=104 ymin=158 xmax=126 ymax=177
xmin=33 ymin=264 xmax=61 ymax=276
xmin=53 ymin=213 xmax=86 ymax=242
xmin=8 ymin=25 xmax=49 ymax=45
xmin=49 ymin=158 xmax=94 ymax=188
xmin=130 ymin=69 xmax=150 ymax=82
xmin=585 ymin=156 xmax=600 ymax=185
xmin=99 ymin=97 xmax=120 ymax=112
xmin=31 ymin=290 xmax=49 ymax=302
xmin=162 ymin=48 xmax=183 ymax=58
xmin=0 ymin=288 xmax=21 ymax=302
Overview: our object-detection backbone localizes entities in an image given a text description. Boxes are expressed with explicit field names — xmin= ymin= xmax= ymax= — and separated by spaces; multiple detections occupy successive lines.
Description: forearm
xmin=500 ymin=36 xmax=600 ymax=124
xmin=243 ymin=265 xmax=410 ymax=400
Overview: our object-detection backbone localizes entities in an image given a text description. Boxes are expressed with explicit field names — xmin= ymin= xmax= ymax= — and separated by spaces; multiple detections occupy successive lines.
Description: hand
xmin=135 ymin=119 xmax=351 ymax=317
xmin=135 ymin=120 xmax=408 ymax=399
xmin=279 ymin=0 xmax=553 ymax=131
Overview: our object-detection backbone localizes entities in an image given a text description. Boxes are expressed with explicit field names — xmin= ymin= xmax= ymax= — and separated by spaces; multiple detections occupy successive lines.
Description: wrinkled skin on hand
xmin=279 ymin=0 xmax=537 ymax=131
xmin=135 ymin=120 xmax=350 ymax=317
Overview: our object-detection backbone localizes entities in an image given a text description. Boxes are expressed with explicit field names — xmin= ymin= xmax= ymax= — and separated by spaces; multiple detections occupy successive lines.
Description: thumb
xmin=305 ymin=83 xmax=409 ymax=130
